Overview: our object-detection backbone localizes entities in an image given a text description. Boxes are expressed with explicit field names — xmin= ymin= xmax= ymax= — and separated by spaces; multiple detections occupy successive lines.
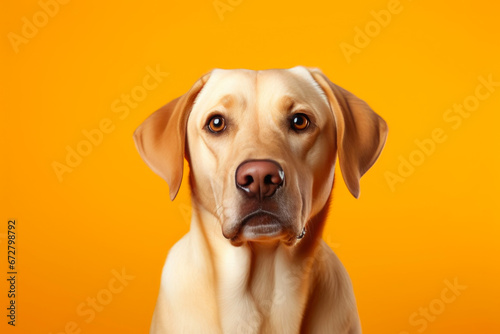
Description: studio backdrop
xmin=2 ymin=0 xmax=499 ymax=333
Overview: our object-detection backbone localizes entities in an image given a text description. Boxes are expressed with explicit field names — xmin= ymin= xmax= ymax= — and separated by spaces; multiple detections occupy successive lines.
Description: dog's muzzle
xmin=224 ymin=160 xmax=303 ymax=245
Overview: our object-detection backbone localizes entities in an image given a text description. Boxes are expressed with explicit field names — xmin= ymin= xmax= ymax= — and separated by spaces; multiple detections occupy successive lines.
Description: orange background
xmin=2 ymin=0 xmax=499 ymax=333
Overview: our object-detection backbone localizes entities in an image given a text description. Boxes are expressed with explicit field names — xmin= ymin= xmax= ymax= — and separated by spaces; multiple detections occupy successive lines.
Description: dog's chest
xmin=249 ymin=250 xmax=277 ymax=310
xmin=217 ymin=245 xmax=309 ymax=334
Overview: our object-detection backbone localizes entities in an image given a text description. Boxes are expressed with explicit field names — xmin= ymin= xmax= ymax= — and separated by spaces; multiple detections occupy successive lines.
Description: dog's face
xmin=186 ymin=68 xmax=336 ymax=245
xmin=134 ymin=67 xmax=387 ymax=247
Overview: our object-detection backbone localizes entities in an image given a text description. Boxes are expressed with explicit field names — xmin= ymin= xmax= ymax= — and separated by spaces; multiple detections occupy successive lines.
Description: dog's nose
xmin=235 ymin=160 xmax=284 ymax=199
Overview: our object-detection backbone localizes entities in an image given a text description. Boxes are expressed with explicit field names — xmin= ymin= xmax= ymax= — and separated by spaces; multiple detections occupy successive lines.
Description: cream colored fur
xmin=134 ymin=67 xmax=388 ymax=334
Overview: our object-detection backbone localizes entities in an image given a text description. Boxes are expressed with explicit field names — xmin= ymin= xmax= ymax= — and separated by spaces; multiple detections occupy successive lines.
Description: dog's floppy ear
xmin=134 ymin=72 xmax=211 ymax=201
xmin=307 ymin=68 xmax=388 ymax=198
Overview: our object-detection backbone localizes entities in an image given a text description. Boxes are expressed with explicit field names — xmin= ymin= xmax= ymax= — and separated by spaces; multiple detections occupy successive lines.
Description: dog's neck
xmin=188 ymin=197 xmax=330 ymax=333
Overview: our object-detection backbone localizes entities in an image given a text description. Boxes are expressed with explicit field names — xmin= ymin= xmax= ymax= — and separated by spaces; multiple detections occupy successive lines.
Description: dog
xmin=134 ymin=66 xmax=388 ymax=333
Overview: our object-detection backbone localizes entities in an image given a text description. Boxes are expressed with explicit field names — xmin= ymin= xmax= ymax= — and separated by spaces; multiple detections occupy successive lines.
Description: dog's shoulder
xmin=314 ymin=241 xmax=354 ymax=289
xmin=153 ymin=234 xmax=222 ymax=332
xmin=301 ymin=241 xmax=361 ymax=333
xmin=160 ymin=234 xmax=215 ymax=292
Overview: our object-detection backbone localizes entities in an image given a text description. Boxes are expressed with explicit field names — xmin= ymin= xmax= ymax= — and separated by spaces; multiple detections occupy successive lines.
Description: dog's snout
xmin=235 ymin=160 xmax=284 ymax=199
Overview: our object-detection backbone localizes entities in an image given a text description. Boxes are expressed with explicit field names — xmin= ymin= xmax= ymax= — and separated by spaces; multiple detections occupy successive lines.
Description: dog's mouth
xmin=226 ymin=210 xmax=297 ymax=246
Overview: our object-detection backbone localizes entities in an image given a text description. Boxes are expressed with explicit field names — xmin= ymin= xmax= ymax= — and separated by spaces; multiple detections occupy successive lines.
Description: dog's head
xmin=134 ymin=67 xmax=387 ymax=246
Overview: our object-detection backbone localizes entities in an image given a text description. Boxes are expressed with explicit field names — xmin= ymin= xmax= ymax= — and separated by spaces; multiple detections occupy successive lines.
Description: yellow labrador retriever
xmin=134 ymin=66 xmax=388 ymax=334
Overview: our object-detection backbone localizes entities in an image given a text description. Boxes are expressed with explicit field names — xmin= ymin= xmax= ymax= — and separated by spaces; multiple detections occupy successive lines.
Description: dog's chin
xmin=226 ymin=211 xmax=297 ymax=247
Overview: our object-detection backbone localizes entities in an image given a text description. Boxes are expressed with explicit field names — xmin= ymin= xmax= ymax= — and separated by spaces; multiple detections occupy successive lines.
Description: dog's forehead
xmin=192 ymin=67 xmax=328 ymax=113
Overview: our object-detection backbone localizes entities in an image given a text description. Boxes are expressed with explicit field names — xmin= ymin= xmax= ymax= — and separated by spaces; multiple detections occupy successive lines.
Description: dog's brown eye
xmin=207 ymin=115 xmax=226 ymax=133
xmin=291 ymin=114 xmax=310 ymax=131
